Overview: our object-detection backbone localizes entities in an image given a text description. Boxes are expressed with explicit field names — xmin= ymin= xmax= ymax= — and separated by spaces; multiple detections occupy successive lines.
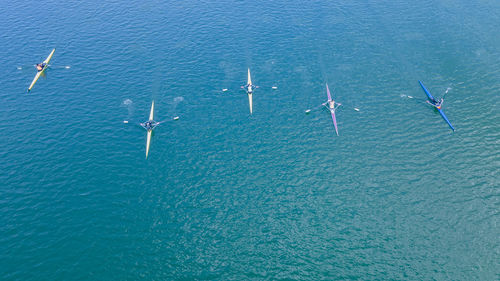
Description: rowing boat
xmin=137 ymin=101 xmax=179 ymax=158
xmin=247 ymin=68 xmax=253 ymax=114
xmin=325 ymin=83 xmax=340 ymax=135
xmin=145 ymin=101 xmax=155 ymax=158
xmin=28 ymin=48 xmax=55 ymax=92
xmin=418 ymin=80 xmax=455 ymax=131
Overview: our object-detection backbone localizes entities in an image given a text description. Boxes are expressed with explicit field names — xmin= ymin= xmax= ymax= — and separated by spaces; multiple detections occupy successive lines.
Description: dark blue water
xmin=1 ymin=0 xmax=499 ymax=279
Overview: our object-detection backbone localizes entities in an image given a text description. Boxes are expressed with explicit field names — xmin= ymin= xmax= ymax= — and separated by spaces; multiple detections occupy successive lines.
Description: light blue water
xmin=1 ymin=0 xmax=499 ymax=279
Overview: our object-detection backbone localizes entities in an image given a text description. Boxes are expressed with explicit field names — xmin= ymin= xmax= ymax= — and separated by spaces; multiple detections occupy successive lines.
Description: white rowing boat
xmin=137 ymin=101 xmax=180 ymax=158
xmin=28 ymin=48 xmax=55 ymax=92
xmin=145 ymin=101 xmax=155 ymax=158
xmin=247 ymin=68 xmax=253 ymax=114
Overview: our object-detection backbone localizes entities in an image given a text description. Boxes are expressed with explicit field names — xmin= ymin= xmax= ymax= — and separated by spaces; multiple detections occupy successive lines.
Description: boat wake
xmin=170 ymin=96 xmax=185 ymax=114
xmin=122 ymin=98 xmax=133 ymax=106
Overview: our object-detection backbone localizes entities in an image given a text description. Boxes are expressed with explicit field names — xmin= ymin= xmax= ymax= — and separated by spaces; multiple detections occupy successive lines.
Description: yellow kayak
xmin=28 ymin=49 xmax=56 ymax=92
xmin=28 ymin=48 xmax=55 ymax=92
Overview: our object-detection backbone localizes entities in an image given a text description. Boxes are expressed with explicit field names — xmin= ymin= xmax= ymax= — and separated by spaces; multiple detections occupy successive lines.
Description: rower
xmin=142 ymin=120 xmax=155 ymax=130
xmin=327 ymin=100 xmax=341 ymax=110
xmin=435 ymin=98 xmax=443 ymax=109
xmin=328 ymin=100 xmax=335 ymax=109
xmin=36 ymin=63 xmax=45 ymax=71
xmin=428 ymin=98 xmax=443 ymax=109
xmin=244 ymin=84 xmax=253 ymax=94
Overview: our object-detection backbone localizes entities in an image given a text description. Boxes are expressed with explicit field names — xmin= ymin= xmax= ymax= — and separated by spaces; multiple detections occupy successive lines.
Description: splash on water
xmin=122 ymin=99 xmax=134 ymax=118
xmin=170 ymin=96 xmax=185 ymax=113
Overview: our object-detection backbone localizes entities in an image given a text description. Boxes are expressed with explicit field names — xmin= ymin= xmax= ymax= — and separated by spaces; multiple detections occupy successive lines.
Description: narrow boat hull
xmin=437 ymin=108 xmax=455 ymax=131
xmin=248 ymin=93 xmax=253 ymax=114
xmin=326 ymin=83 xmax=339 ymax=135
xmin=146 ymin=101 xmax=155 ymax=158
xmin=418 ymin=81 xmax=455 ymax=131
xmin=247 ymin=69 xmax=253 ymax=114
xmin=28 ymin=48 xmax=55 ymax=92
xmin=331 ymin=110 xmax=339 ymax=136
xmin=149 ymin=101 xmax=155 ymax=121
xmin=146 ymin=130 xmax=152 ymax=158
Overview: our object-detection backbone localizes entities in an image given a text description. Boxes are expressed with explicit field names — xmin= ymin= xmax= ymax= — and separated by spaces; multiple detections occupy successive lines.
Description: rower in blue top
xmin=141 ymin=120 xmax=158 ymax=131
xmin=427 ymin=97 xmax=443 ymax=109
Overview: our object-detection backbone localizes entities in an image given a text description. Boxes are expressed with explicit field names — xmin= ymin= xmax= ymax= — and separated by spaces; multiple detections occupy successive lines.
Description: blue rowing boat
xmin=418 ymin=81 xmax=455 ymax=131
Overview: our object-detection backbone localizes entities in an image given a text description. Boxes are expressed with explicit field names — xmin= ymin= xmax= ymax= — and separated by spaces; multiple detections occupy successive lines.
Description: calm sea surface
xmin=1 ymin=0 xmax=499 ymax=279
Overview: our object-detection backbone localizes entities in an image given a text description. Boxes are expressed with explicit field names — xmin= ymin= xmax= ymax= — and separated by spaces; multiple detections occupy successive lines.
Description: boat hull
xmin=248 ymin=93 xmax=253 ymax=114
xmin=437 ymin=108 xmax=455 ymax=131
xmin=247 ymin=69 xmax=253 ymax=114
xmin=146 ymin=101 xmax=155 ymax=158
xmin=331 ymin=110 xmax=339 ymax=136
xmin=326 ymin=83 xmax=339 ymax=135
xmin=418 ymin=80 xmax=455 ymax=131
xmin=28 ymin=48 xmax=55 ymax=92
xmin=146 ymin=130 xmax=152 ymax=158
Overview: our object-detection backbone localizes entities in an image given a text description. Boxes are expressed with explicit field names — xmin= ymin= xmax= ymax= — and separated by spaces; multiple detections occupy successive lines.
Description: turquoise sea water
xmin=1 ymin=0 xmax=499 ymax=279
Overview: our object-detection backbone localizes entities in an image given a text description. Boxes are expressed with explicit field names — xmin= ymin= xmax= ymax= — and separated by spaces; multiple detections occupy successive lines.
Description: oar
xmin=441 ymin=87 xmax=452 ymax=100
xmin=305 ymin=103 xmax=325 ymax=114
xmin=157 ymin=116 xmax=180 ymax=124
xmin=16 ymin=64 xmax=36 ymax=70
xmin=18 ymin=64 xmax=71 ymax=70
xmin=306 ymin=102 xmax=355 ymax=114
xmin=48 ymin=65 xmax=71 ymax=69
xmin=123 ymin=116 xmax=179 ymax=125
